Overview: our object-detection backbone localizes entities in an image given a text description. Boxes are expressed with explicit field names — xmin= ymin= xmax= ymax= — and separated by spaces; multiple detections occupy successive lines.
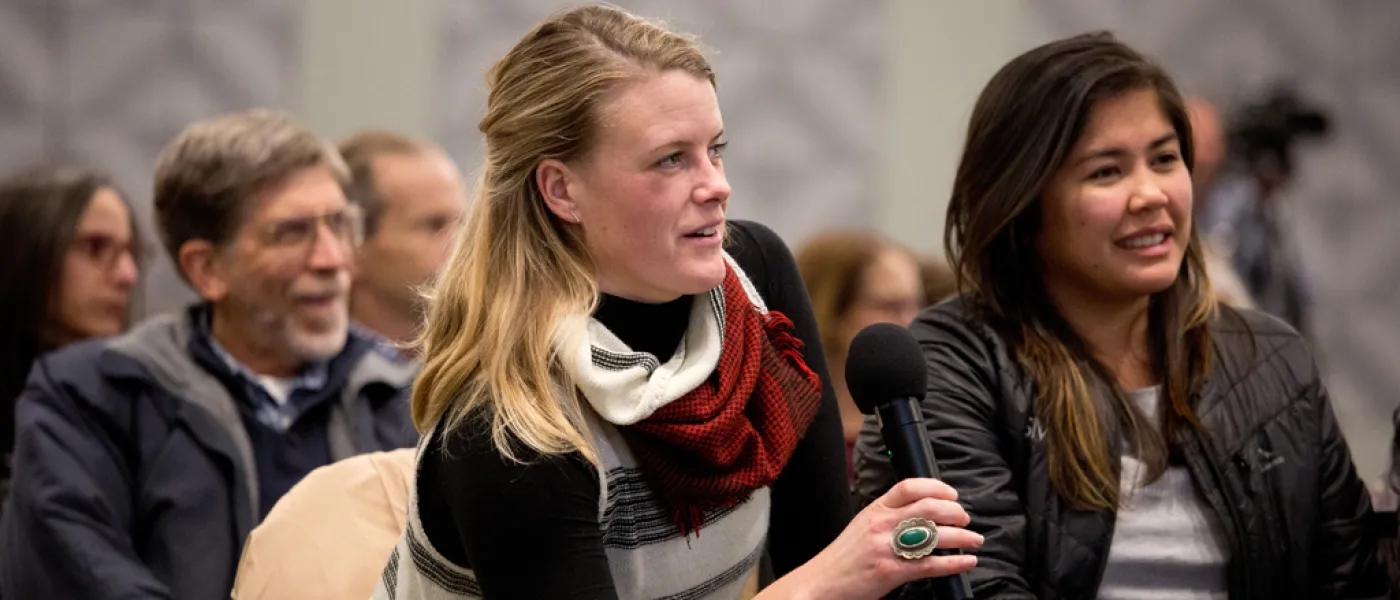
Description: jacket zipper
xmin=1186 ymin=429 xmax=1253 ymax=598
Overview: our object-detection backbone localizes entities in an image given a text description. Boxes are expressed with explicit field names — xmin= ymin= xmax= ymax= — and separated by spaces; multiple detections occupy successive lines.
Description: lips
xmin=294 ymin=290 xmax=343 ymax=306
xmin=1115 ymin=225 xmax=1173 ymax=250
xmin=1120 ymin=232 xmax=1166 ymax=248
xmin=683 ymin=220 xmax=724 ymax=239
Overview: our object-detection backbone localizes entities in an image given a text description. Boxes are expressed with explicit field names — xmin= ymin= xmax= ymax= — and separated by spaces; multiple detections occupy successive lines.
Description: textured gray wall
xmin=434 ymin=0 xmax=885 ymax=245
xmin=0 ymin=0 xmax=300 ymax=317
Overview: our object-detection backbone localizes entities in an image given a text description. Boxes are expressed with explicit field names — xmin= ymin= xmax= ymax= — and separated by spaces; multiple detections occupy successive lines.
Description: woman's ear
xmin=537 ymin=159 xmax=581 ymax=223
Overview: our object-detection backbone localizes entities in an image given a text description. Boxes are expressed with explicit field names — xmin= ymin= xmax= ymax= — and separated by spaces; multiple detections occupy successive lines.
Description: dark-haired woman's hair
xmin=944 ymin=31 xmax=1217 ymax=510
xmin=0 ymin=166 xmax=138 ymax=450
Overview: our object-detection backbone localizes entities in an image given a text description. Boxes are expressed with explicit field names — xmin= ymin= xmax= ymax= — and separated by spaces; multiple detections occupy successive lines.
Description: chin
xmin=686 ymin=259 xmax=728 ymax=292
xmin=287 ymin=318 xmax=349 ymax=361
xmin=1126 ymin=273 xmax=1181 ymax=297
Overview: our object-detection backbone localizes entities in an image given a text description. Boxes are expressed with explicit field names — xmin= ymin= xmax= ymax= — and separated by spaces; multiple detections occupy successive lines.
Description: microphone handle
xmin=876 ymin=398 xmax=973 ymax=600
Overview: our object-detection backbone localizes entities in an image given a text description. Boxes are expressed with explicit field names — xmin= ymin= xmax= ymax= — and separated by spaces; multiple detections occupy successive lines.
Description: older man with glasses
xmin=0 ymin=109 xmax=419 ymax=600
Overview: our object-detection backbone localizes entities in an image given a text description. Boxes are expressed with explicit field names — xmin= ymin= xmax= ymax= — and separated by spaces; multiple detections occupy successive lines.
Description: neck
xmin=210 ymin=305 xmax=300 ymax=378
xmin=350 ymin=286 xmax=420 ymax=348
xmin=1048 ymin=286 xmax=1155 ymax=390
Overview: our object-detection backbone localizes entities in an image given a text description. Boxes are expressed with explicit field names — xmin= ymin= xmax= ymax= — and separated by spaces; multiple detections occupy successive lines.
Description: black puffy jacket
xmin=853 ymin=299 xmax=1390 ymax=599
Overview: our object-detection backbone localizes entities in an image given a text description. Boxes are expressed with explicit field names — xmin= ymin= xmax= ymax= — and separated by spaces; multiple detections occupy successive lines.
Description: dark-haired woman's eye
xmin=1088 ymin=165 xmax=1119 ymax=181
xmin=1154 ymin=152 xmax=1181 ymax=167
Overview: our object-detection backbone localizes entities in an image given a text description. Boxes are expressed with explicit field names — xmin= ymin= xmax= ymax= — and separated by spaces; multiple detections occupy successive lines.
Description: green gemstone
xmin=897 ymin=527 xmax=930 ymax=547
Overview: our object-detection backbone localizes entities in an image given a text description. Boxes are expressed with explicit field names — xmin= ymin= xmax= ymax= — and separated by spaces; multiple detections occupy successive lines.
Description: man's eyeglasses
xmin=259 ymin=206 xmax=364 ymax=253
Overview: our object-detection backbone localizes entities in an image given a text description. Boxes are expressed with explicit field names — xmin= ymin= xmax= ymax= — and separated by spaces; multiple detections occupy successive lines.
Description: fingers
xmin=929 ymin=526 xmax=984 ymax=550
xmin=911 ymin=553 xmax=979 ymax=579
xmin=878 ymin=477 xmax=958 ymax=510
xmin=897 ymin=496 xmax=970 ymax=528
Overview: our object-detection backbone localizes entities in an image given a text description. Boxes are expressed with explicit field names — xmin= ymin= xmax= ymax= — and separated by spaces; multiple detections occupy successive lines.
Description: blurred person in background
xmin=1187 ymin=97 xmax=1256 ymax=309
xmin=796 ymin=231 xmax=924 ymax=479
xmin=919 ymin=253 xmax=958 ymax=306
xmin=854 ymin=32 xmax=1387 ymax=598
xmin=0 ymin=109 xmax=418 ymax=600
xmin=1196 ymin=88 xmax=1330 ymax=333
xmin=339 ymin=131 xmax=466 ymax=355
xmin=0 ymin=165 xmax=142 ymax=507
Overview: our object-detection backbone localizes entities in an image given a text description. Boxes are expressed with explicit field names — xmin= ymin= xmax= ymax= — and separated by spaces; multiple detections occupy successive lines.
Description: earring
xmin=570 ymin=208 xmax=581 ymax=223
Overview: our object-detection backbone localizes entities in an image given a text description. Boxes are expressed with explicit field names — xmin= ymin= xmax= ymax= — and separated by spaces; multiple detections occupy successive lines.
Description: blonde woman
xmin=375 ymin=5 xmax=981 ymax=600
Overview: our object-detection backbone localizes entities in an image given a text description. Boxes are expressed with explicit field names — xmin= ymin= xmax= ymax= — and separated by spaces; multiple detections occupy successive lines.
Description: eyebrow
xmin=649 ymin=130 xmax=726 ymax=156
xmin=1073 ymin=132 xmax=1179 ymax=167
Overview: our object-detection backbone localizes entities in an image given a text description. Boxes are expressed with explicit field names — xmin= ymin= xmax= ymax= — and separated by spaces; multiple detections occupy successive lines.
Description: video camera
xmin=1227 ymin=87 xmax=1331 ymax=184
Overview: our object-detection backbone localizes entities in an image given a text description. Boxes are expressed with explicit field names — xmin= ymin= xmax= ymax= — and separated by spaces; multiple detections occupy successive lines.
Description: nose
xmin=306 ymin=221 xmax=351 ymax=272
xmin=692 ymin=156 xmax=731 ymax=206
xmin=111 ymin=251 xmax=139 ymax=288
xmin=1127 ymin=172 xmax=1170 ymax=213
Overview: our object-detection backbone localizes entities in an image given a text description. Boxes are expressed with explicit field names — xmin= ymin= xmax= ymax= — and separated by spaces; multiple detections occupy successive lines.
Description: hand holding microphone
xmin=763 ymin=323 xmax=980 ymax=600
xmin=846 ymin=323 xmax=975 ymax=600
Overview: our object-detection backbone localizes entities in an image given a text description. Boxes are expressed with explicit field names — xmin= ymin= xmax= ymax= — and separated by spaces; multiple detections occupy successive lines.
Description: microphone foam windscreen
xmin=844 ymin=322 xmax=928 ymax=415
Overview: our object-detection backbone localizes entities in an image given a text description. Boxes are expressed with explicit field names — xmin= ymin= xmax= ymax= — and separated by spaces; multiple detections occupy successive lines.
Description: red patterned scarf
xmin=619 ymin=263 xmax=824 ymax=535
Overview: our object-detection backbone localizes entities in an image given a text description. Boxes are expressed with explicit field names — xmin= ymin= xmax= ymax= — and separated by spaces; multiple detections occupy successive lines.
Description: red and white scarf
xmin=569 ymin=255 xmax=823 ymax=535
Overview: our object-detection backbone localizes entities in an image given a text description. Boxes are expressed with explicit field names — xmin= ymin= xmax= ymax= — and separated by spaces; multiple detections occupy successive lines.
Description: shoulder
xmin=429 ymin=416 xmax=598 ymax=499
xmin=908 ymin=297 xmax=1025 ymax=408
xmin=725 ymin=219 xmax=804 ymax=303
xmin=725 ymin=220 xmax=792 ymax=281
xmin=1210 ymin=306 xmax=1317 ymax=384
xmin=346 ymin=335 xmax=419 ymax=394
xmin=26 ymin=335 xmax=147 ymax=407
xmin=726 ymin=219 xmax=787 ymax=251
xmin=909 ymin=296 xmax=1005 ymax=359
xmin=1207 ymin=306 xmax=1320 ymax=406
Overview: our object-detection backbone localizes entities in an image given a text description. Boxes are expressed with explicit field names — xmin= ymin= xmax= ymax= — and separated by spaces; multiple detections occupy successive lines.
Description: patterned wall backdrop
xmin=433 ymin=0 xmax=885 ymax=246
xmin=0 ymin=0 xmax=300 ymax=317
xmin=1028 ymin=0 xmax=1400 ymax=480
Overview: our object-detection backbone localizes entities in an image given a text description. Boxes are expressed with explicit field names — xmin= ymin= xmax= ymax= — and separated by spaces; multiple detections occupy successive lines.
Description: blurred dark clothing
xmin=0 ymin=305 xmax=417 ymax=600
xmin=1199 ymin=171 xmax=1312 ymax=333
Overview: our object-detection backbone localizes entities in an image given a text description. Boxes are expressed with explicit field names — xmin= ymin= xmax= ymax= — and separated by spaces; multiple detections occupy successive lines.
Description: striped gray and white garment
xmin=1096 ymin=386 xmax=1230 ymax=600
xmin=373 ymin=253 xmax=772 ymax=600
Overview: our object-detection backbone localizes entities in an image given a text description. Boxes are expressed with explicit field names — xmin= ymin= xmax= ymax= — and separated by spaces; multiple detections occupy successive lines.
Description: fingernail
xmin=976 ymin=534 xmax=985 ymax=546
xmin=964 ymin=555 xmax=979 ymax=568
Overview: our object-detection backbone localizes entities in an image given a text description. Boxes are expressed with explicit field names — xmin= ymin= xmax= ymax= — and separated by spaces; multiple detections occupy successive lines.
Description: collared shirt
xmin=349 ymin=321 xmax=415 ymax=366
xmin=198 ymin=314 xmax=331 ymax=433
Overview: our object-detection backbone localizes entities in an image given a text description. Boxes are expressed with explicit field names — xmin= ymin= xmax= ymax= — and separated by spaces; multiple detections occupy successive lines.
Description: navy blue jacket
xmin=0 ymin=308 xmax=419 ymax=600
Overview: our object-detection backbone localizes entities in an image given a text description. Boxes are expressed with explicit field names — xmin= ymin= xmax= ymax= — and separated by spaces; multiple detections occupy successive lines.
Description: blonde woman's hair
xmin=412 ymin=4 xmax=716 ymax=464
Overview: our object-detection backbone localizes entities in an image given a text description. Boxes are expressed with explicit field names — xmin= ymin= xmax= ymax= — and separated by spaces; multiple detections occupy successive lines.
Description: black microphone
xmin=846 ymin=322 xmax=972 ymax=600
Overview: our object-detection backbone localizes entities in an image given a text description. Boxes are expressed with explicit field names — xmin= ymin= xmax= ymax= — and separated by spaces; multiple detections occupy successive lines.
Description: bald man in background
xmin=339 ymin=132 xmax=466 ymax=354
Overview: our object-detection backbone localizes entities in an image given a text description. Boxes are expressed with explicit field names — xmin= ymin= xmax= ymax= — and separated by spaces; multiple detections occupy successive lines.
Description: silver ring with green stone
xmin=890 ymin=517 xmax=939 ymax=560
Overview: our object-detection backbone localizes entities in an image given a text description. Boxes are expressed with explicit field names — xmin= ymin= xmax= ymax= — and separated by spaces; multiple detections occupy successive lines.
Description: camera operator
xmin=1196 ymin=87 xmax=1330 ymax=333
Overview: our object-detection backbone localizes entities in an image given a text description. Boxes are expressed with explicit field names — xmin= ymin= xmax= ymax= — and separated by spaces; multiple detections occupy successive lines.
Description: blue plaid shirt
xmin=200 ymin=317 xmax=331 ymax=433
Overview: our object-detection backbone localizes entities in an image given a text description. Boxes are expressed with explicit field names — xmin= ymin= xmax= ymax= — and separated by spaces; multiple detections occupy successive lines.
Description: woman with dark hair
xmin=0 ymin=166 xmax=142 ymax=496
xmin=853 ymin=32 xmax=1388 ymax=598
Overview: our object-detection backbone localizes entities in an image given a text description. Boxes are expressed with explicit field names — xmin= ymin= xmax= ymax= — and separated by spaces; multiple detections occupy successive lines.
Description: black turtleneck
xmin=592 ymin=293 xmax=693 ymax=361
xmin=417 ymin=220 xmax=851 ymax=599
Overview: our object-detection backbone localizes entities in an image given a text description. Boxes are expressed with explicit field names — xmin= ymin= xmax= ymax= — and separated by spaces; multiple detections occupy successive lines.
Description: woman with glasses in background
xmin=0 ymin=165 xmax=142 ymax=506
